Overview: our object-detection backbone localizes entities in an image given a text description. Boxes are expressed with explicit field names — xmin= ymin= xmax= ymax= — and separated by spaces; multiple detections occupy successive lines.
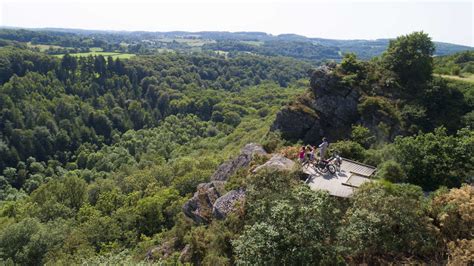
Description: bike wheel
xmin=328 ymin=164 xmax=336 ymax=174
xmin=319 ymin=165 xmax=328 ymax=173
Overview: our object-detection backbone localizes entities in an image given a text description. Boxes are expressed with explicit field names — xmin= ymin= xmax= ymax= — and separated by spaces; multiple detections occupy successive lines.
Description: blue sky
xmin=1 ymin=0 xmax=472 ymax=46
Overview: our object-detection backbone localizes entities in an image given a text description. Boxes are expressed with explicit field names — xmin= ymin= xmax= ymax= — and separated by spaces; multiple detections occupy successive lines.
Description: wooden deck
xmin=303 ymin=158 xmax=376 ymax=198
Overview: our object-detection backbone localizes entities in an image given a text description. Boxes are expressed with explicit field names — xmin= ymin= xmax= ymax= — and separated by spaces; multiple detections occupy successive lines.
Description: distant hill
xmin=0 ymin=27 xmax=472 ymax=61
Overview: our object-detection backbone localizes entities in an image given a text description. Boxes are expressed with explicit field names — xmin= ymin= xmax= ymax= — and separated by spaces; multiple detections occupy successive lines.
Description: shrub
xmin=375 ymin=160 xmax=407 ymax=182
xmin=329 ymin=140 xmax=366 ymax=161
xmin=351 ymin=125 xmax=376 ymax=148
xmin=262 ymin=131 xmax=284 ymax=153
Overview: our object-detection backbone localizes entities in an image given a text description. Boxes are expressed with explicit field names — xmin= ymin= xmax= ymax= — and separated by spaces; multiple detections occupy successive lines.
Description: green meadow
xmin=54 ymin=51 xmax=136 ymax=59
xmin=438 ymin=73 xmax=474 ymax=83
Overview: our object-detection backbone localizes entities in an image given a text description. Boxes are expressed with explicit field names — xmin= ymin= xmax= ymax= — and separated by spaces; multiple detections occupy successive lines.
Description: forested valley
xmin=0 ymin=30 xmax=472 ymax=265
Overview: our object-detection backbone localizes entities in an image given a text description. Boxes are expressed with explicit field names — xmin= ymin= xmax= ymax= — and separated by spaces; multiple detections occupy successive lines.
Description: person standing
xmin=318 ymin=137 xmax=329 ymax=160
xmin=299 ymin=146 xmax=306 ymax=163
xmin=308 ymin=146 xmax=315 ymax=162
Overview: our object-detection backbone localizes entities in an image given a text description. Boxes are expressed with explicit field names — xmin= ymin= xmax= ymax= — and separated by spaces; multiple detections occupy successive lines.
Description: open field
xmin=27 ymin=42 xmax=65 ymax=51
xmin=157 ymin=38 xmax=215 ymax=47
xmin=54 ymin=51 xmax=135 ymax=59
xmin=438 ymin=73 xmax=474 ymax=83
xmin=240 ymin=40 xmax=264 ymax=46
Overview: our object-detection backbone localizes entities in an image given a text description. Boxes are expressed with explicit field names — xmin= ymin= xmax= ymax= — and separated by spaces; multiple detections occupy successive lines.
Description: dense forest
xmin=0 ymin=30 xmax=473 ymax=265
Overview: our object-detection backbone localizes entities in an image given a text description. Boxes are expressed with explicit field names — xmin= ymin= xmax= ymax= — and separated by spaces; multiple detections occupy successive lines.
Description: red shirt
xmin=299 ymin=150 xmax=305 ymax=159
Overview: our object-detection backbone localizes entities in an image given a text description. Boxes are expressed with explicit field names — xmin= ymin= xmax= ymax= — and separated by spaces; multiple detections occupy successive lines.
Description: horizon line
xmin=1 ymin=25 xmax=472 ymax=48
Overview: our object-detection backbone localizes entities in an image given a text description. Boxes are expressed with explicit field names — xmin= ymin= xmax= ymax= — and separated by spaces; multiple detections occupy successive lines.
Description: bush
xmin=351 ymin=125 xmax=375 ymax=148
xmin=262 ymin=131 xmax=284 ymax=153
xmin=277 ymin=145 xmax=300 ymax=160
xmin=338 ymin=182 xmax=439 ymax=262
xmin=375 ymin=160 xmax=407 ymax=182
xmin=329 ymin=140 xmax=366 ymax=161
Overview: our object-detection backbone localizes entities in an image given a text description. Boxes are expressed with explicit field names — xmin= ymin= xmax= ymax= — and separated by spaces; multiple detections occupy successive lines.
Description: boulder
xmin=211 ymin=143 xmax=267 ymax=181
xmin=212 ymin=189 xmax=246 ymax=220
xmin=253 ymin=154 xmax=295 ymax=173
xmin=182 ymin=181 xmax=224 ymax=224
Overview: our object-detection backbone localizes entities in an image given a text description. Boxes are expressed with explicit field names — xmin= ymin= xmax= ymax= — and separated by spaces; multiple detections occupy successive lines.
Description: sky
xmin=0 ymin=0 xmax=472 ymax=46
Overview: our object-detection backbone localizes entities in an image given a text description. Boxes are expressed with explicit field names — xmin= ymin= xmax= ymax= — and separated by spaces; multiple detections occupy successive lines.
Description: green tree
xmin=235 ymin=183 xmax=342 ymax=265
xmin=351 ymin=125 xmax=375 ymax=148
xmin=383 ymin=31 xmax=435 ymax=89
xmin=338 ymin=182 xmax=438 ymax=262
xmin=393 ymin=127 xmax=473 ymax=190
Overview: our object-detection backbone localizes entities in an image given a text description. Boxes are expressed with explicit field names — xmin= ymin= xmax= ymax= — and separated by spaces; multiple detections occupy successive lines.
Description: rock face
xmin=272 ymin=65 xmax=360 ymax=144
xmin=212 ymin=189 xmax=246 ymax=220
xmin=182 ymin=181 xmax=224 ymax=224
xmin=184 ymin=143 xmax=300 ymax=225
xmin=211 ymin=143 xmax=267 ymax=181
xmin=183 ymin=144 xmax=266 ymax=224
xmin=253 ymin=154 xmax=296 ymax=173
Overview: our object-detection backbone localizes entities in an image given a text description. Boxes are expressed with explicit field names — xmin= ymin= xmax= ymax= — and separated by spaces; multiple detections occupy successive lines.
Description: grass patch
xmin=157 ymin=38 xmax=215 ymax=47
xmin=89 ymin=47 xmax=104 ymax=52
xmin=54 ymin=51 xmax=135 ymax=59
xmin=437 ymin=74 xmax=474 ymax=84
xmin=27 ymin=42 xmax=64 ymax=51
xmin=240 ymin=40 xmax=264 ymax=46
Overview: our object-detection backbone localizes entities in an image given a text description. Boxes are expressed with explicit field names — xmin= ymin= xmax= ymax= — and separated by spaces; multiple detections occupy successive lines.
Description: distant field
xmin=27 ymin=42 xmax=65 ymax=51
xmin=27 ymin=44 xmax=134 ymax=59
xmin=157 ymin=38 xmax=215 ymax=47
xmin=240 ymin=40 xmax=264 ymax=46
xmin=215 ymin=50 xmax=229 ymax=57
xmin=89 ymin=47 xmax=104 ymax=52
xmin=438 ymin=74 xmax=474 ymax=83
xmin=54 ymin=51 xmax=135 ymax=59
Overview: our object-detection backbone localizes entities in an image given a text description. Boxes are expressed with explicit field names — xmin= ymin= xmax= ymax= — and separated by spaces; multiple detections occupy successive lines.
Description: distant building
xmin=304 ymin=158 xmax=376 ymax=198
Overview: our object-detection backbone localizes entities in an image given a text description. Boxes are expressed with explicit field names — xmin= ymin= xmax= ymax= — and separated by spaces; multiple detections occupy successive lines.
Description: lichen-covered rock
xmin=272 ymin=65 xmax=360 ymax=143
xmin=182 ymin=181 xmax=224 ymax=224
xmin=212 ymin=189 xmax=245 ymax=220
xmin=146 ymin=237 xmax=177 ymax=261
xmin=211 ymin=143 xmax=267 ymax=181
xmin=253 ymin=154 xmax=295 ymax=173
xmin=178 ymin=244 xmax=192 ymax=263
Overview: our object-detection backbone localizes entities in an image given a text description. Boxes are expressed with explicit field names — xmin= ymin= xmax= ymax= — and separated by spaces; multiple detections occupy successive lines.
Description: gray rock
xmin=184 ymin=143 xmax=266 ymax=224
xmin=211 ymin=143 xmax=267 ymax=181
xmin=272 ymin=65 xmax=360 ymax=143
xmin=178 ymin=244 xmax=192 ymax=263
xmin=253 ymin=154 xmax=295 ymax=173
xmin=212 ymin=189 xmax=246 ymax=220
xmin=182 ymin=181 xmax=223 ymax=224
xmin=146 ymin=237 xmax=177 ymax=260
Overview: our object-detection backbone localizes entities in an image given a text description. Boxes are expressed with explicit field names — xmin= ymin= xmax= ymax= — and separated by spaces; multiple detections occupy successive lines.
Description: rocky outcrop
xmin=211 ymin=143 xmax=267 ymax=181
xmin=146 ymin=237 xmax=177 ymax=260
xmin=183 ymin=144 xmax=267 ymax=224
xmin=178 ymin=244 xmax=192 ymax=263
xmin=183 ymin=143 xmax=298 ymax=225
xmin=272 ymin=65 xmax=360 ymax=144
xmin=212 ymin=189 xmax=246 ymax=220
xmin=253 ymin=154 xmax=295 ymax=173
xmin=182 ymin=181 xmax=224 ymax=224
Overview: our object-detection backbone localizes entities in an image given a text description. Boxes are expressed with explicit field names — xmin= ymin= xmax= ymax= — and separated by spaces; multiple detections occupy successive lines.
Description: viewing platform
xmin=303 ymin=158 xmax=377 ymax=198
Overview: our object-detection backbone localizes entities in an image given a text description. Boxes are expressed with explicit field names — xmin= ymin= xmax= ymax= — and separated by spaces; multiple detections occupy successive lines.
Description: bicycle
xmin=303 ymin=157 xmax=336 ymax=175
